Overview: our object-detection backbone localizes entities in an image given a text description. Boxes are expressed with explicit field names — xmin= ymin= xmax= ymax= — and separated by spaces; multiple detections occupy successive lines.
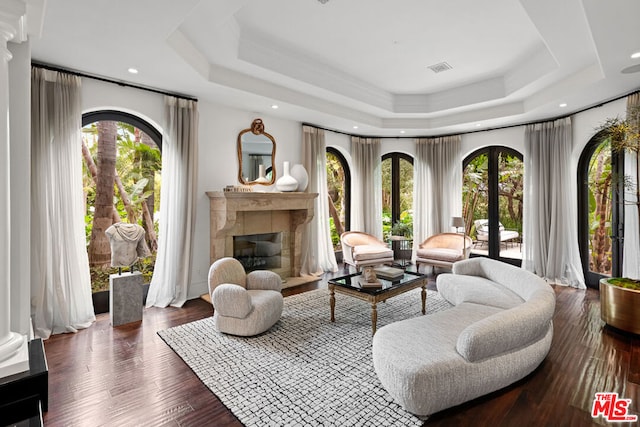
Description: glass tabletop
xmin=328 ymin=270 xmax=425 ymax=294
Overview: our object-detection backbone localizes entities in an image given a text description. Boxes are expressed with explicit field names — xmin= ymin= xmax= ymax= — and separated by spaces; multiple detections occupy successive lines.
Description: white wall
xmin=82 ymin=78 xmax=164 ymax=129
xmin=192 ymin=102 xmax=302 ymax=297
xmin=79 ymin=77 xmax=630 ymax=301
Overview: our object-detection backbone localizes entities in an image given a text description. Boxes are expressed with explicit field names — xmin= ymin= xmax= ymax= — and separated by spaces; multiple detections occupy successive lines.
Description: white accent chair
xmin=340 ymin=231 xmax=394 ymax=271
xmin=415 ymin=232 xmax=473 ymax=273
xmin=208 ymin=257 xmax=283 ymax=336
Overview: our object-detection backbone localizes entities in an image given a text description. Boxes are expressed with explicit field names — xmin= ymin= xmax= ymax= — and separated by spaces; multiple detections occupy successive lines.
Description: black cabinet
xmin=0 ymin=339 xmax=48 ymax=427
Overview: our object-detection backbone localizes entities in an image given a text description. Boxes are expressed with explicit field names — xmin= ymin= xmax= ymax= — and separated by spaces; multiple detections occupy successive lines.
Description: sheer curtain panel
xmin=351 ymin=137 xmax=382 ymax=238
xmin=523 ymin=117 xmax=585 ymax=288
xmin=413 ymin=136 xmax=462 ymax=249
xmin=146 ymin=96 xmax=198 ymax=307
xmin=31 ymin=68 xmax=96 ymax=339
xmin=623 ymin=93 xmax=640 ymax=279
xmin=300 ymin=126 xmax=338 ymax=275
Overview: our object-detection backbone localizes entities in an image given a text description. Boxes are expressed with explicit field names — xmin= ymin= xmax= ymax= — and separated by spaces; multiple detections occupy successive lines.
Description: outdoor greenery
xmin=587 ymin=140 xmax=613 ymax=275
xmin=462 ymin=152 xmax=523 ymax=239
xmin=89 ymin=253 xmax=156 ymax=293
xmin=327 ymin=151 xmax=346 ymax=249
xmin=82 ymin=121 xmax=161 ymax=292
xmin=592 ymin=106 xmax=640 ymax=279
xmin=382 ymin=156 xmax=413 ymax=239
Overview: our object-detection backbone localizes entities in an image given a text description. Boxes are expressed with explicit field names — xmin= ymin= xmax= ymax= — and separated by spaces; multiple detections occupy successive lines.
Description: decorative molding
xmin=0 ymin=0 xmax=27 ymax=43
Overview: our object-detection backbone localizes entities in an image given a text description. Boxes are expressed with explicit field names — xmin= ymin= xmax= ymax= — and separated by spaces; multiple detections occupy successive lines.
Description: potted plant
xmin=595 ymin=105 xmax=640 ymax=334
xmin=389 ymin=221 xmax=413 ymax=266
xmin=390 ymin=221 xmax=413 ymax=239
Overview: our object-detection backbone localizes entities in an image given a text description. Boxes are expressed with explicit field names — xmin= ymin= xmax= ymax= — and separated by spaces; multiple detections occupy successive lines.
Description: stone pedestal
xmin=109 ymin=272 xmax=143 ymax=327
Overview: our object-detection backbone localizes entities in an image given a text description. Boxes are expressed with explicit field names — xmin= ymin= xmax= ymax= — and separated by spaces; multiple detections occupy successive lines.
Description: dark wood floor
xmin=42 ymin=273 xmax=639 ymax=427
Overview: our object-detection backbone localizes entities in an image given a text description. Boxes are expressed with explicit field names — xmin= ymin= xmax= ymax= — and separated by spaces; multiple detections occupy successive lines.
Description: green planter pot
xmin=599 ymin=278 xmax=640 ymax=335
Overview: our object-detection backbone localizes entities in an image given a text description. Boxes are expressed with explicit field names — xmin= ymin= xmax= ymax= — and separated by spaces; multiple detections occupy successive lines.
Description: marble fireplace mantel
xmin=206 ymin=191 xmax=318 ymax=281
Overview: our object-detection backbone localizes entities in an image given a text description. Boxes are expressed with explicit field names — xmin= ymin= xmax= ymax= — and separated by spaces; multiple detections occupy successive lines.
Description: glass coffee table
xmin=328 ymin=270 xmax=427 ymax=335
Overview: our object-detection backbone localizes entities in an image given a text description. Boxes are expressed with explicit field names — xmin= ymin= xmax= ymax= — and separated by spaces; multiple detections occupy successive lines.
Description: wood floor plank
xmin=42 ymin=274 xmax=640 ymax=426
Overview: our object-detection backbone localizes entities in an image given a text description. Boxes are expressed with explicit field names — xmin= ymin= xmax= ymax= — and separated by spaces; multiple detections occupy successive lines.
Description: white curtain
xmin=31 ymin=68 xmax=96 ymax=339
xmin=523 ymin=117 xmax=585 ymax=288
xmin=413 ymin=136 xmax=462 ymax=247
xmin=146 ymin=96 xmax=198 ymax=307
xmin=351 ymin=137 xmax=382 ymax=238
xmin=300 ymin=126 xmax=338 ymax=275
xmin=623 ymin=93 xmax=640 ymax=279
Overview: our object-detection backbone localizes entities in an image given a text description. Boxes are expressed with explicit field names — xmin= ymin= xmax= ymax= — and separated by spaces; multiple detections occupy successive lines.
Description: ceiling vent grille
xmin=427 ymin=62 xmax=453 ymax=73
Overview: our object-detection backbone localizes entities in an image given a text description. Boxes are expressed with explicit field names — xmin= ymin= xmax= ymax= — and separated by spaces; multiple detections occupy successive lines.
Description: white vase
xmin=290 ymin=164 xmax=309 ymax=191
xmin=275 ymin=161 xmax=298 ymax=192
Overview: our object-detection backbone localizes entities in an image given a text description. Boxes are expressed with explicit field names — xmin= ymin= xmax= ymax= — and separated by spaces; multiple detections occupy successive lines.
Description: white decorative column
xmin=0 ymin=4 xmax=28 ymax=378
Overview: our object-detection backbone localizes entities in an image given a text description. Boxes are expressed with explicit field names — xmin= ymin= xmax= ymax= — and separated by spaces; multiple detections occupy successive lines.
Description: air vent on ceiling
xmin=427 ymin=62 xmax=453 ymax=73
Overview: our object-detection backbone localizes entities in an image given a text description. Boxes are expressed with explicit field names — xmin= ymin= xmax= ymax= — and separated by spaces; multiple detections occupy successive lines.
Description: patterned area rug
xmin=158 ymin=287 xmax=452 ymax=427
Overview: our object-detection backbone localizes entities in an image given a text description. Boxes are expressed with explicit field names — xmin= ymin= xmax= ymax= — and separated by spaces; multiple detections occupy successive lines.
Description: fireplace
xmin=206 ymin=191 xmax=318 ymax=283
xmin=233 ymin=232 xmax=282 ymax=271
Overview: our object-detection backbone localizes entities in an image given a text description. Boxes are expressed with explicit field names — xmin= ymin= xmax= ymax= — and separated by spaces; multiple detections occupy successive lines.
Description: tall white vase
xmin=275 ymin=161 xmax=298 ymax=192
xmin=290 ymin=164 xmax=309 ymax=191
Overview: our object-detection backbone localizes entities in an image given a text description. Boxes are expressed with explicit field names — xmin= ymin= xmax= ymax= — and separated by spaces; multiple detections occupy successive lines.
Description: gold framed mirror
xmin=237 ymin=118 xmax=277 ymax=185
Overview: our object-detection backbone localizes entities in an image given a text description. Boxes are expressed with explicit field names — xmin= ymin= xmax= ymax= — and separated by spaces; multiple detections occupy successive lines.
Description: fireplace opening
xmin=233 ymin=232 xmax=282 ymax=272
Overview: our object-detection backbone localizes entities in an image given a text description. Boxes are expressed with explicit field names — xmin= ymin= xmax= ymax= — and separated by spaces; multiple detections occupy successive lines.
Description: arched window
xmin=81 ymin=110 xmax=162 ymax=304
xmin=382 ymin=153 xmax=413 ymax=238
xmin=326 ymin=147 xmax=350 ymax=252
xmin=577 ymin=131 xmax=624 ymax=287
xmin=463 ymin=146 xmax=523 ymax=263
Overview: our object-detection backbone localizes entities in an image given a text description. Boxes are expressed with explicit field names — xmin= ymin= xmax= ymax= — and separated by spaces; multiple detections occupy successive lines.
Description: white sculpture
xmin=105 ymin=223 xmax=151 ymax=270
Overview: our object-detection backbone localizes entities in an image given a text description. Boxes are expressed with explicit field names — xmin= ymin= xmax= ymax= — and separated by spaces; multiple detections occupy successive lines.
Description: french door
xmin=578 ymin=134 xmax=624 ymax=288
xmin=463 ymin=146 xmax=523 ymax=264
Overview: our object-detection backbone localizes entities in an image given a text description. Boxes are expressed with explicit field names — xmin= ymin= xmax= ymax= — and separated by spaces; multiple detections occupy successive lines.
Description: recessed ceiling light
xmin=631 ymin=52 xmax=640 ymax=59
xmin=127 ymin=68 xmax=138 ymax=74
xmin=622 ymin=64 xmax=640 ymax=74
xmin=399 ymin=130 xmax=405 ymax=134
xmin=271 ymin=104 xmax=279 ymax=109
xmin=559 ymin=103 xmax=567 ymax=108
xmin=353 ymin=126 xmax=359 ymax=129
xmin=475 ymin=123 xmax=482 ymax=127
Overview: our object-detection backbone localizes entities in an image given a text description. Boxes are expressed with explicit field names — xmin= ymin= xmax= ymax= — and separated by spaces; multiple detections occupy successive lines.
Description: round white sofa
xmin=372 ymin=257 xmax=556 ymax=417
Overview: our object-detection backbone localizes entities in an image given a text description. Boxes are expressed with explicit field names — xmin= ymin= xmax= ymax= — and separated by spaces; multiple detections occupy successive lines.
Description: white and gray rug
xmin=158 ymin=287 xmax=452 ymax=427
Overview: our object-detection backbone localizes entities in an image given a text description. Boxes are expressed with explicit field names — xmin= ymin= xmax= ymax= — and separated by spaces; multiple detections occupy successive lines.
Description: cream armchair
xmin=340 ymin=231 xmax=394 ymax=270
xmin=415 ymin=232 xmax=473 ymax=273
xmin=208 ymin=257 xmax=283 ymax=336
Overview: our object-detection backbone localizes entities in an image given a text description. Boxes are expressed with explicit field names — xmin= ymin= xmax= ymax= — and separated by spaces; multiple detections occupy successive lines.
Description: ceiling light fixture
xmin=399 ymin=130 xmax=405 ymax=134
xmin=631 ymin=52 xmax=640 ymax=59
xmin=127 ymin=68 xmax=139 ymax=74
xmin=622 ymin=64 xmax=640 ymax=74
xmin=271 ymin=104 xmax=279 ymax=109
xmin=559 ymin=103 xmax=567 ymax=108
xmin=353 ymin=126 xmax=358 ymax=129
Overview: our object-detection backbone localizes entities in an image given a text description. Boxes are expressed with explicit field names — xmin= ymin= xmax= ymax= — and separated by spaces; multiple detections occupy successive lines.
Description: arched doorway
xmin=326 ymin=147 xmax=351 ymax=254
xmin=463 ymin=146 xmax=523 ymax=264
xmin=81 ymin=110 xmax=162 ymax=309
xmin=381 ymin=152 xmax=414 ymax=238
xmin=577 ymin=131 xmax=624 ymax=287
